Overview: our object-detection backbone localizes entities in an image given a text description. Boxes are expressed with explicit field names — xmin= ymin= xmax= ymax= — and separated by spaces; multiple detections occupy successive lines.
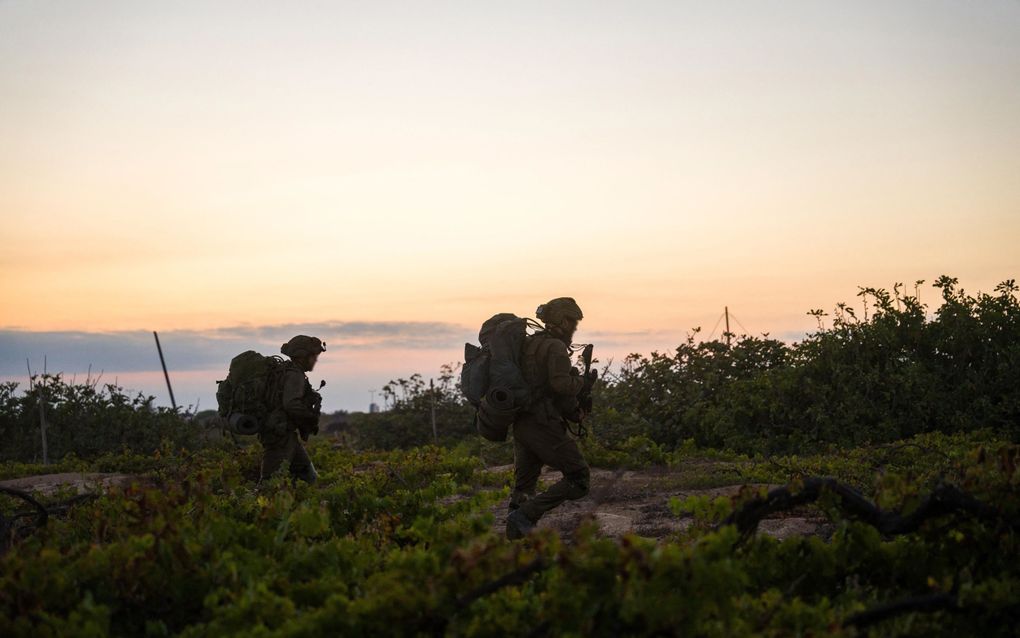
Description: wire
xmin=729 ymin=312 xmax=751 ymax=336
xmin=706 ymin=311 xmax=726 ymax=341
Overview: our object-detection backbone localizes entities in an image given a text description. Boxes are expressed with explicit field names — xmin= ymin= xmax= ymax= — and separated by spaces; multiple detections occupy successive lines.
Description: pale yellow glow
xmin=2 ymin=1 xmax=1018 ymax=346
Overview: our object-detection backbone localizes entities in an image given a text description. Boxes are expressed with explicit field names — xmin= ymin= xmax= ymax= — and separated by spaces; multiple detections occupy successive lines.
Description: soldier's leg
xmin=288 ymin=439 xmax=318 ymax=484
xmin=517 ymin=422 xmax=590 ymax=523
xmin=510 ymin=431 xmax=542 ymax=511
xmin=260 ymin=432 xmax=297 ymax=481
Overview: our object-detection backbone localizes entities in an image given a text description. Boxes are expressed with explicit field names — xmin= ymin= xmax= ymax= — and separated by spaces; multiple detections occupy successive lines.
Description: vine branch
xmin=718 ymin=477 xmax=1008 ymax=539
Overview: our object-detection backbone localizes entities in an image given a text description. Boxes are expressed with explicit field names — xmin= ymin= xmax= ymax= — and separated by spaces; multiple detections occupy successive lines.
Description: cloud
xmin=0 ymin=322 xmax=814 ymax=412
xmin=0 ymin=321 xmax=474 ymax=376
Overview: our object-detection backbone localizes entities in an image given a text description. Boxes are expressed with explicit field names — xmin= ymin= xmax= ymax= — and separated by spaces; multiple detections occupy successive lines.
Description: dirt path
xmin=0 ymin=473 xmax=137 ymax=496
xmin=490 ymin=466 xmax=828 ymax=542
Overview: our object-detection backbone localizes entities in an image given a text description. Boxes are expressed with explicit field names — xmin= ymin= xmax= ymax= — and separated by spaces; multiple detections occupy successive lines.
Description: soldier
xmin=506 ymin=297 xmax=594 ymax=539
xmin=260 ymin=335 xmax=326 ymax=484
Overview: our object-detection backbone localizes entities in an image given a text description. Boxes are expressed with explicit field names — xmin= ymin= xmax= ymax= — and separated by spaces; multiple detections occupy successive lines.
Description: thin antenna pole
xmin=38 ymin=357 xmax=49 ymax=464
xmin=725 ymin=306 xmax=731 ymax=347
xmin=430 ymin=378 xmax=438 ymax=444
xmin=153 ymin=331 xmax=177 ymax=411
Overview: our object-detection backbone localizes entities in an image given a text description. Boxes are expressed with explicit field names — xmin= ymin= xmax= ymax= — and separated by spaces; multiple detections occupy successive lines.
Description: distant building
xmin=369 ymin=402 xmax=380 ymax=414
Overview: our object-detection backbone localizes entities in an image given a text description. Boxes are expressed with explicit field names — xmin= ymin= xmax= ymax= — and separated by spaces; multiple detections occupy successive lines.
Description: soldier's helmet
xmin=281 ymin=335 xmax=327 ymax=359
xmin=536 ymin=297 xmax=584 ymax=326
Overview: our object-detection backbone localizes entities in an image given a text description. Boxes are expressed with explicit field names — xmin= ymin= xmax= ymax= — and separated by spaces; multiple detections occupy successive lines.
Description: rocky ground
xmin=0 ymin=472 xmax=137 ymax=496
xmin=488 ymin=465 xmax=830 ymax=542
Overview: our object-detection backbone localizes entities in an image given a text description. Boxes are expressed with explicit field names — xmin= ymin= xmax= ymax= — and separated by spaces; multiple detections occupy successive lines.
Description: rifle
xmin=574 ymin=344 xmax=595 ymax=438
xmin=301 ymin=380 xmax=326 ymax=441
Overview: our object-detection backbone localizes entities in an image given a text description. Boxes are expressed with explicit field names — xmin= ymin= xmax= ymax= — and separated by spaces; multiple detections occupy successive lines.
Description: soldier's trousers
xmin=260 ymin=430 xmax=317 ymax=484
xmin=510 ymin=415 xmax=590 ymax=523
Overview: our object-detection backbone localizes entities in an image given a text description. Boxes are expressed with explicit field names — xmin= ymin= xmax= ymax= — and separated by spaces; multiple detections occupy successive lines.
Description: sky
xmin=2 ymin=1 xmax=1018 ymax=411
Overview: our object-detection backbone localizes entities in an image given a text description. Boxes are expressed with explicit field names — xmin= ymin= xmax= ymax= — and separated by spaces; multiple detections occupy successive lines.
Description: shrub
xmin=0 ymin=376 xmax=209 ymax=462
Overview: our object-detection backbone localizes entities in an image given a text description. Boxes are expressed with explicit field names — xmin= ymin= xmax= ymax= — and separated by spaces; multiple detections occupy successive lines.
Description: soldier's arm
xmin=281 ymin=370 xmax=317 ymax=424
xmin=546 ymin=340 xmax=585 ymax=397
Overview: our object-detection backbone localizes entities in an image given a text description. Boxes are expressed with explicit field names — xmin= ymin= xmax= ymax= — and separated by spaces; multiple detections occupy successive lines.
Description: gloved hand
xmin=580 ymin=395 xmax=593 ymax=415
xmin=299 ymin=423 xmax=319 ymax=442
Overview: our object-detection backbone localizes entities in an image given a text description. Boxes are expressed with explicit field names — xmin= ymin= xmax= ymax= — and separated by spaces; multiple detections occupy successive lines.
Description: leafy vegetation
xmin=1 ymin=276 xmax=1017 ymax=635
xmin=0 ymin=377 xmax=209 ymax=463
xmin=341 ymin=365 xmax=476 ymax=451
xmin=1 ymin=435 xmax=1017 ymax=636
xmin=593 ymin=277 xmax=1020 ymax=453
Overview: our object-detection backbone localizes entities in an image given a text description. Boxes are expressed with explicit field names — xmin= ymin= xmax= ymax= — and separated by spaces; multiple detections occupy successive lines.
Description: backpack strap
xmin=522 ymin=332 xmax=558 ymax=399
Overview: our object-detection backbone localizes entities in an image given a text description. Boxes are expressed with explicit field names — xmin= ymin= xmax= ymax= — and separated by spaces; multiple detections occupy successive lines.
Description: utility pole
xmin=725 ymin=306 xmax=731 ymax=347
xmin=429 ymin=378 xmax=438 ymax=444
xmin=40 ymin=356 xmax=48 ymax=464
xmin=153 ymin=331 xmax=177 ymax=411
xmin=28 ymin=357 xmax=50 ymax=465
xmin=26 ymin=357 xmax=50 ymax=465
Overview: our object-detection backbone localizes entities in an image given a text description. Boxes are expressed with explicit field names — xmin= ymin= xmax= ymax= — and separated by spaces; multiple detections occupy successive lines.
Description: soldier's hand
xmin=579 ymin=396 xmax=595 ymax=416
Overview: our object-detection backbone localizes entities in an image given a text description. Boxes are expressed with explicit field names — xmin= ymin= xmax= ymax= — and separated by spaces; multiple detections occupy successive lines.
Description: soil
xmin=488 ymin=466 xmax=831 ymax=542
xmin=0 ymin=472 xmax=138 ymax=496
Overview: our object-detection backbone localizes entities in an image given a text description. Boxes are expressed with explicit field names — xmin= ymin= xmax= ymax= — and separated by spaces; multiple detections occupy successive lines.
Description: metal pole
xmin=34 ymin=357 xmax=49 ymax=465
xmin=725 ymin=306 xmax=731 ymax=347
xmin=429 ymin=378 xmax=438 ymax=443
xmin=42 ymin=356 xmax=48 ymax=464
xmin=153 ymin=331 xmax=177 ymax=410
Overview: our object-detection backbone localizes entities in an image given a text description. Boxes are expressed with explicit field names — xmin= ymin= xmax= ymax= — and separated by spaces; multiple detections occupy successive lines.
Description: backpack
xmin=461 ymin=314 xmax=535 ymax=442
xmin=215 ymin=351 xmax=287 ymax=435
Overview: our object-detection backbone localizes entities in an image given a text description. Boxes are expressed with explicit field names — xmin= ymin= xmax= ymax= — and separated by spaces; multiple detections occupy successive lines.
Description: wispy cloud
xmin=0 ymin=321 xmax=474 ymax=376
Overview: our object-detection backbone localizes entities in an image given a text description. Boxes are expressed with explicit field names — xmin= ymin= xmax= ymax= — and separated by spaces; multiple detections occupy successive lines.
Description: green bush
xmin=1 ymin=439 xmax=1017 ymax=636
xmin=590 ymin=277 xmax=1020 ymax=453
xmin=0 ymin=376 xmax=209 ymax=463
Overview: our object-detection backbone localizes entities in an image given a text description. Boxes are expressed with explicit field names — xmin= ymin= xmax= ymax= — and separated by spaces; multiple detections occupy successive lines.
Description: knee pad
xmin=564 ymin=467 xmax=590 ymax=499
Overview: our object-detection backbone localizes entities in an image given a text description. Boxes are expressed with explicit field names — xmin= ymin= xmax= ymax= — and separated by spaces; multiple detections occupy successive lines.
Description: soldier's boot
xmin=508 ymin=491 xmax=532 ymax=515
xmin=289 ymin=442 xmax=318 ymax=485
xmin=518 ymin=467 xmax=590 ymax=524
xmin=293 ymin=463 xmax=318 ymax=485
xmin=506 ymin=509 xmax=536 ymax=540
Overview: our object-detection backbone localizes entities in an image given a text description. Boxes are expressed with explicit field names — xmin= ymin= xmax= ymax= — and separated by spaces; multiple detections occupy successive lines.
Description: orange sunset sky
xmin=2 ymin=1 xmax=1018 ymax=410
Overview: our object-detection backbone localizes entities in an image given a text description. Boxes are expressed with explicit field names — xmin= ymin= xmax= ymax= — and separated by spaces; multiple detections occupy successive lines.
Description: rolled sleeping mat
xmin=485 ymin=386 xmax=516 ymax=412
xmin=229 ymin=413 xmax=260 ymax=436
xmin=477 ymin=395 xmax=515 ymax=442
xmin=460 ymin=345 xmax=489 ymax=406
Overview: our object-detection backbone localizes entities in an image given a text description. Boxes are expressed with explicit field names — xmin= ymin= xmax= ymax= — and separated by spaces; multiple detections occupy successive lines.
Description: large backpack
xmin=215 ymin=351 xmax=287 ymax=435
xmin=461 ymin=314 xmax=535 ymax=442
